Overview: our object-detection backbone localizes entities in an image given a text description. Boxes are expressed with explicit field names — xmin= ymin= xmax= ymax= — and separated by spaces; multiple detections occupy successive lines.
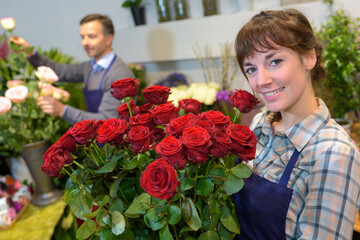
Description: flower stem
xmin=126 ymin=100 xmax=133 ymax=118
xmin=73 ymin=160 xmax=84 ymax=170
xmin=92 ymin=142 xmax=105 ymax=165
xmin=193 ymin=165 xmax=199 ymax=202
xmin=172 ymin=225 xmax=179 ymax=240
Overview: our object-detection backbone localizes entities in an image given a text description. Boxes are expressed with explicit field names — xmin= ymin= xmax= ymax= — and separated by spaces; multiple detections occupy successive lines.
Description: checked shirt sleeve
xmin=297 ymin=143 xmax=360 ymax=240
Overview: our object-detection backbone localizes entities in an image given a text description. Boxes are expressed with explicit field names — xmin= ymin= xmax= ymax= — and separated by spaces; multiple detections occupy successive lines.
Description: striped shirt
xmin=248 ymin=99 xmax=360 ymax=239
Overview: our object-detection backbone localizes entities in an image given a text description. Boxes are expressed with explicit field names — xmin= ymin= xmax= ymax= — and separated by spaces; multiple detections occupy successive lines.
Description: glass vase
xmin=202 ymin=0 xmax=218 ymax=16
xmin=174 ymin=0 xmax=188 ymax=20
xmin=155 ymin=0 xmax=171 ymax=23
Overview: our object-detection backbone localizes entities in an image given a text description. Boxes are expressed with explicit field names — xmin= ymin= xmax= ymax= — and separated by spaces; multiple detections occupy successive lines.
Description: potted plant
xmin=316 ymin=9 xmax=360 ymax=132
xmin=122 ymin=0 xmax=146 ymax=26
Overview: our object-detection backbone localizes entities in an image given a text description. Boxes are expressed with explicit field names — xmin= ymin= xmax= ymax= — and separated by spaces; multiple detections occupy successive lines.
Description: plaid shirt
xmin=248 ymin=99 xmax=360 ymax=239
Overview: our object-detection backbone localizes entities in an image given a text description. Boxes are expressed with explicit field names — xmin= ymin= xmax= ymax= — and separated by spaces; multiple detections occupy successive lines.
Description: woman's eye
xmin=270 ymin=59 xmax=283 ymax=66
xmin=245 ymin=67 xmax=256 ymax=74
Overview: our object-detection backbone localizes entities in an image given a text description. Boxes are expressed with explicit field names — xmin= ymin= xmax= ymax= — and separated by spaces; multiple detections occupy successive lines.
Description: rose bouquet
xmin=42 ymin=78 xmax=259 ymax=239
xmin=0 ymin=66 xmax=69 ymax=157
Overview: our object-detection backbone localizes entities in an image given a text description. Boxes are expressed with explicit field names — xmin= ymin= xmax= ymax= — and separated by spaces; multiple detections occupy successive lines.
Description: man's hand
xmin=37 ymin=96 xmax=66 ymax=117
xmin=9 ymin=36 xmax=34 ymax=56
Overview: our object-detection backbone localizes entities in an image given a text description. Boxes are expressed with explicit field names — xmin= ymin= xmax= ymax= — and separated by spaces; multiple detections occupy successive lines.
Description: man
xmin=11 ymin=14 xmax=134 ymax=125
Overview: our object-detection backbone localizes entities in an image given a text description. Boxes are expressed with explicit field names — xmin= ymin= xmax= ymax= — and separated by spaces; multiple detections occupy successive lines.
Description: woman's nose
xmin=257 ymin=68 xmax=272 ymax=87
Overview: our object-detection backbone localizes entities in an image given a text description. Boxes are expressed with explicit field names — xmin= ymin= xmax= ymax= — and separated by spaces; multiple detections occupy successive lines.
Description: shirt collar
xmin=91 ymin=51 xmax=115 ymax=70
xmin=254 ymin=98 xmax=331 ymax=152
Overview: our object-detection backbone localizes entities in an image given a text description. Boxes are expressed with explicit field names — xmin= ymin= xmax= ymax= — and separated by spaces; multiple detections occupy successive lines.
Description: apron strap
xmin=85 ymin=55 xmax=117 ymax=89
xmin=278 ymin=149 xmax=300 ymax=186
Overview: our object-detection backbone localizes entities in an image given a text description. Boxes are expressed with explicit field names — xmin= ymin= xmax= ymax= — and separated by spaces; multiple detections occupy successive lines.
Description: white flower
xmin=35 ymin=66 xmax=59 ymax=83
xmin=5 ymin=85 xmax=29 ymax=103
xmin=0 ymin=96 xmax=12 ymax=115
xmin=0 ymin=17 xmax=16 ymax=31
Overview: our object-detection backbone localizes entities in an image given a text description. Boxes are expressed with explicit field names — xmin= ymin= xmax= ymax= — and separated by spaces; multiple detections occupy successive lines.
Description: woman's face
xmin=243 ymin=45 xmax=316 ymax=115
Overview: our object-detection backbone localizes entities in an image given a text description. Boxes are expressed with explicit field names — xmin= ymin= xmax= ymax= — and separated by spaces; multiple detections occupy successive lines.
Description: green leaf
xmin=100 ymin=228 xmax=118 ymax=240
xmin=159 ymin=225 xmax=174 ymax=240
xmin=119 ymin=229 xmax=135 ymax=240
xmin=76 ymin=219 xmax=96 ymax=239
xmin=111 ymin=211 xmax=126 ymax=235
xmin=168 ymin=205 xmax=182 ymax=225
xmin=125 ymin=193 xmax=151 ymax=218
xmin=82 ymin=206 xmax=100 ymax=218
xmin=180 ymin=176 xmax=194 ymax=191
xmin=95 ymin=158 xmax=118 ymax=173
xmin=223 ymin=173 xmax=244 ymax=195
xmin=199 ymin=231 xmax=220 ymax=240
xmin=109 ymin=198 xmax=125 ymax=214
xmin=69 ymin=190 xmax=92 ymax=219
xmin=230 ymin=163 xmax=252 ymax=179
xmin=220 ymin=207 xmax=240 ymax=234
xmin=145 ymin=208 xmax=167 ymax=231
xmin=218 ymin=221 xmax=233 ymax=240
xmin=196 ymin=178 xmax=213 ymax=196
xmin=110 ymin=178 xmax=122 ymax=198
xmin=183 ymin=198 xmax=201 ymax=231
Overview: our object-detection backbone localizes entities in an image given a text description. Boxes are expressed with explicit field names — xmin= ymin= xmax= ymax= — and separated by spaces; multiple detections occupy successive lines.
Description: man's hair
xmin=80 ymin=14 xmax=114 ymax=35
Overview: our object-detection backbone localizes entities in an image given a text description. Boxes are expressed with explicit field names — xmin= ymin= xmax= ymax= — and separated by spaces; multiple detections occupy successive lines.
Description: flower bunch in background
xmin=43 ymin=77 xmax=259 ymax=239
xmin=168 ymin=81 xmax=221 ymax=109
xmin=0 ymin=66 xmax=69 ymax=157
xmin=127 ymin=62 xmax=147 ymax=105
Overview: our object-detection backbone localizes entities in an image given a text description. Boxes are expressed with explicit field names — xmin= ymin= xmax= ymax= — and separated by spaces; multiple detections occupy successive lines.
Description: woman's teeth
xmin=264 ymin=87 xmax=284 ymax=97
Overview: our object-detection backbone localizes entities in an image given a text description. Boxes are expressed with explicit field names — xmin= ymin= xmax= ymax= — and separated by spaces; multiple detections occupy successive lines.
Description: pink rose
xmin=0 ymin=17 xmax=16 ymax=31
xmin=35 ymin=66 xmax=59 ymax=83
xmin=0 ymin=97 xmax=11 ymax=115
xmin=5 ymin=85 xmax=28 ymax=103
xmin=6 ymin=80 xmax=24 ymax=88
xmin=52 ymin=86 xmax=70 ymax=102
xmin=0 ymin=39 xmax=9 ymax=60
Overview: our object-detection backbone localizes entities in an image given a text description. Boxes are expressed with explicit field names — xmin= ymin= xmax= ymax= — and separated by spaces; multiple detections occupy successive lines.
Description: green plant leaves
xmin=76 ymin=219 xmax=96 ymax=239
xmin=196 ymin=178 xmax=213 ymax=196
xmin=168 ymin=205 xmax=182 ymax=225
xmin=125 ymin=193 xmax=151 ymax=218
xmin=111 ymin=211 xmax=126 ymax=235
xmin=220 ymin=207 xmax=240 ymax=234
xmin=223 ymin=173 xmax=244 ymax=195
xmin=182 ymin=198 xmax=201 ymax=231
xmin=230 ymin=163 xmax=252 ymax=179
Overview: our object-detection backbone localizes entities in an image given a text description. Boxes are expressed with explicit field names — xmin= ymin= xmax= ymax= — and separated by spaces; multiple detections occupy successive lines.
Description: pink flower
xmin=52 ymin=86 xmax=70 ymax=102
xmin=0 ymin=17 xmax=16 ymax=31
xmin=6 ymin=80 xmax=24 ymax=88
xmin=5 ymin=85 xmax=28 ymax=103
xmin=0 ymin=96 xmax=12 ymax=115
xmin=35 ymin=66 xmax=59 ymax=83
xmin=0 ymin=39 xmax=9 ymax=60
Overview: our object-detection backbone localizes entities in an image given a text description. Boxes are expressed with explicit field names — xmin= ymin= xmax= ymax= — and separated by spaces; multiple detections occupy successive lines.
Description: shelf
xmin=114 ymin=1 xmax=327 ymax=63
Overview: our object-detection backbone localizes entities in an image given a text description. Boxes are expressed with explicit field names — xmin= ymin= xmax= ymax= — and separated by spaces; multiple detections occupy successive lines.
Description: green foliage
xmin=63 ymin=140 xmax=251 ymax=239
xmin=128 ymin=63 xmax=147 ymax=105
xmin=316 ymin=10 xmax=360 ymax=118
xmin=122 ymin=0 xmax=143 ymax=8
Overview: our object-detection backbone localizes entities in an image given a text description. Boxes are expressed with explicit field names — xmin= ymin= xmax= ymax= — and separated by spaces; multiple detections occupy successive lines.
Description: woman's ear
xmin=303 ymin=48 xmax=317 ymax=70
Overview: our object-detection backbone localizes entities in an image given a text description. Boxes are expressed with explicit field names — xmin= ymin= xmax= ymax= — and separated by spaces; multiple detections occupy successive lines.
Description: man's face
xmin=80 ymin=20 xmax=113 ymax=61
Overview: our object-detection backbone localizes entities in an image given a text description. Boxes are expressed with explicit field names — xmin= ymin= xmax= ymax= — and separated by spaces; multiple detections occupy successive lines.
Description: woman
xmin=233 ymin=9 xmax=360 ymax=239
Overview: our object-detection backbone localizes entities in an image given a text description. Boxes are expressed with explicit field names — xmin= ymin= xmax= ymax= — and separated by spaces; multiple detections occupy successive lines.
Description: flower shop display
xmin=42 ymin=77 xmax=259 ymax=239
xmin=127 ymin=62 xmax=147 ymax=105
xmin=0 ymin=175 xmax=33 ymax=229
xmin=155 ymin=0 xmax=171 ymax=22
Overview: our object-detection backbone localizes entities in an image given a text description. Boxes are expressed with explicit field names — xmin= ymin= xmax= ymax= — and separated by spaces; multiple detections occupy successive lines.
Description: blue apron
xmin=83 ymin=55 xmax=117 ymax=113
xmin=233 ymin=149 xmax=301 ymax=240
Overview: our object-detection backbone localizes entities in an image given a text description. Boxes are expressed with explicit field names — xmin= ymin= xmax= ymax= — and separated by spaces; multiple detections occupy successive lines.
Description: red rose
xmin=150 ymin=102 xmax=180 ymax=126
xmin=190 ymin=119 xmax=216 ymax=135
xmin=179 ymin=99 xmax=202 ymax=114
xmin=165 ymin=113 xmax=197 ymax=138
xmin=42 ymin=143 xmax=73 ymax=177
xmin=70 ymin=119 xmax=97 ymax=145
xmin=155 ymin=135 xmax=186 ymax=170
xmin=140 ymin=158 xmax=180 ymax=200
xmin=198 ymin=110 xmax=231 ymax=131
xmin=210 ymin=131 xmax=231 ymax=158
xmin=129 ymin=112 xmax=155 ymax=130
xmin=230 ymin=89 xmax=259 ymax=113
xmin=139 ymin=103 xmax=154 ymax=113
xmin=111 ymin=78 xmax=139 ymax=100
xmin=96 ymin=118 xmax=128 ymax=145
xmin=128 ymin=126 xmax=152 ymax=153
xmin=181 ymin=126 xmax=212 ymax=164
xmin=142 ymin=85 xmax=171 ymax=105
xmin=117 ymin=100 xmax=140 ymax=122
xmin=151 ymin=128 xmax=166 ymax=143
xmin=226 ymin=124 xmax=257 ymax=161
xmin=57 ymin=128 xmax=76 ymax=152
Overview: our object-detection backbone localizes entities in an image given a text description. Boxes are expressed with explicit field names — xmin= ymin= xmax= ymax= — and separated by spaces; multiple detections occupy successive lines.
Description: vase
xmin=202 ymin=0 xmax=218 ymax=16
xmin=131 ymin=7 xmax=146 ymax=26
xmin=20 ymin=140 xmax=63 ymax=206
xmin=155 ymin=0 xmax=171 ymax=22
xmin=174 ymin=0 xmax=188 ymax=20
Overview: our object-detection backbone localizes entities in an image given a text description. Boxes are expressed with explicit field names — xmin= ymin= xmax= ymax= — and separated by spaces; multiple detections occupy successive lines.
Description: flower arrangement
xmin=42 ymin=77 xmax=259 ymax=239
xmin=0 ymin=66 xmax=69 ymax=157
xmin=121 ymin=0 xmax=144 ymax=8
xmin=0 ymin=17 xmax=69 ymax=157
xmin=168 ymin=82 xmax=221 ymax=107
